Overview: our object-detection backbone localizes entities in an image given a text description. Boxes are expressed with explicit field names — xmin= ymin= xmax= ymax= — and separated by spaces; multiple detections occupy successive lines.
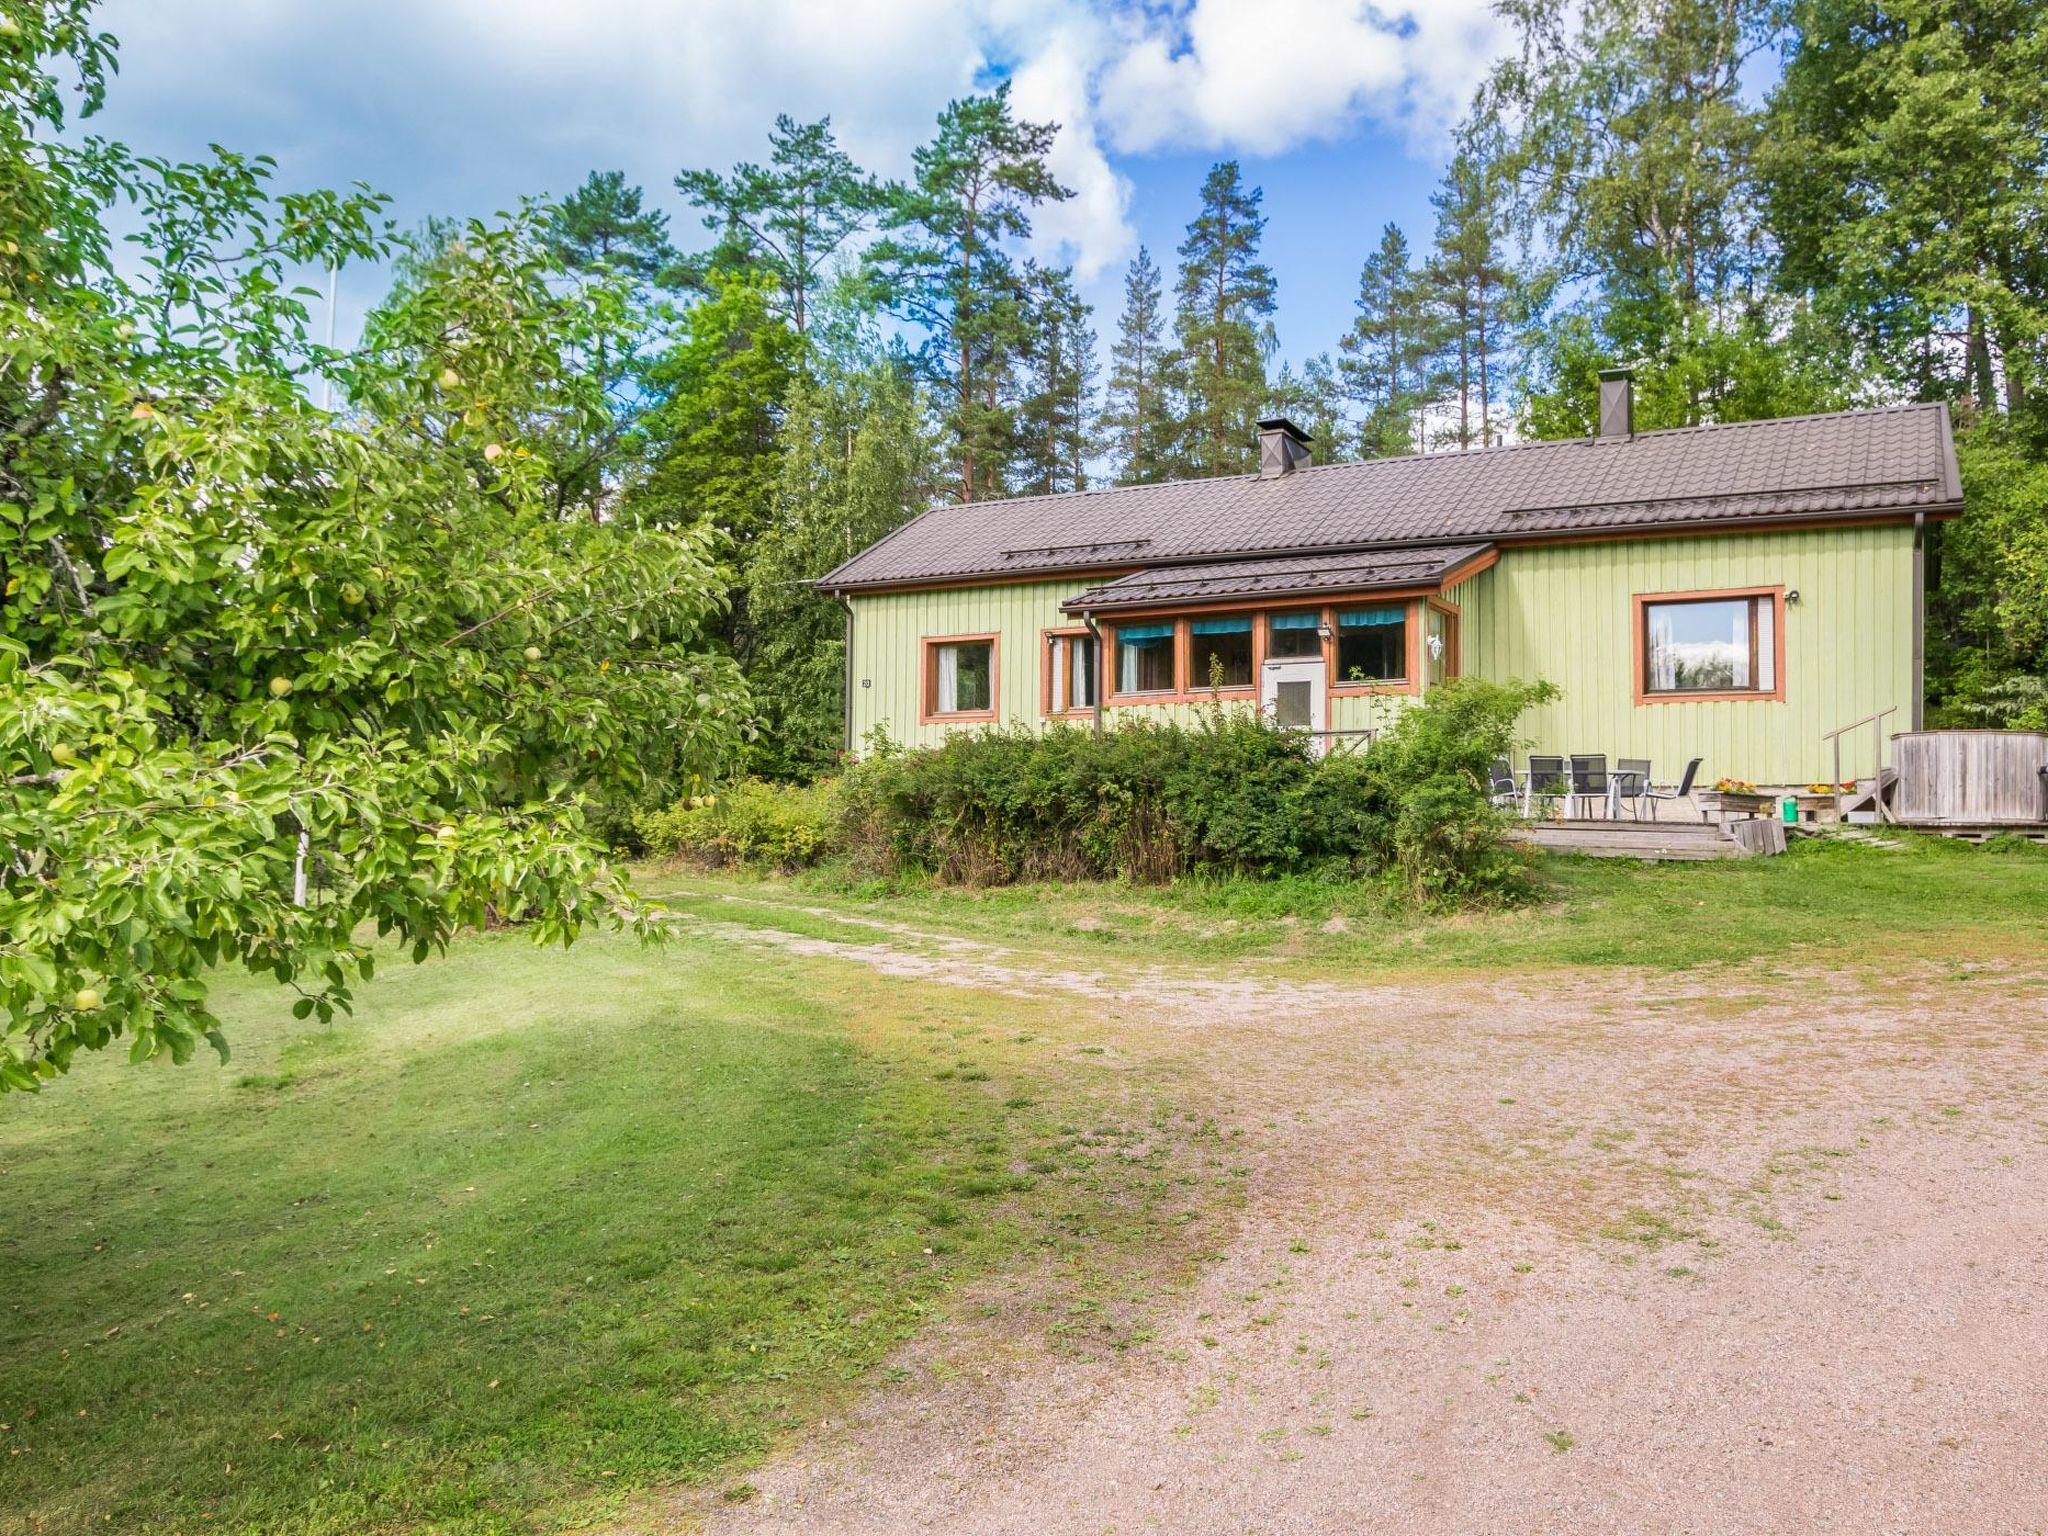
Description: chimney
xmin=1597 ymin=368 xmax=1634 ymax=439
xmin=1256 ymin=417 xmax=1314 ymax=478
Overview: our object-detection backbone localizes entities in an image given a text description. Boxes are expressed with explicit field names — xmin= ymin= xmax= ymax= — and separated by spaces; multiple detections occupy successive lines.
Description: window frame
xmin=1186 ymin=611 xmax=1259 ymax=695
xmin=1107 ymin=618 xmax=1185 ymax=700
xmin=1040 ymin=626 xmax=1101 ymax=719
xmin=1632 ymin=585 xmax=1786 ymax=705
xmin=1331 ymin=603 xmax=1412 ymax=689
xmin=919 ymin=632 xmax=1000 ymax=724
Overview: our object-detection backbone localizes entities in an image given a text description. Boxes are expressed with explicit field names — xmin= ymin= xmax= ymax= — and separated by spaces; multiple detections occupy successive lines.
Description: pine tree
xmin=1418 ymin=137 xmax=1516 ymax=450
xmin=1102 ymin=247 xmax=1179 ymax=484
xmin=1266 ymin=354 xmax=1348 ymax=465
xmin=868 ymin=84 xmax=1071 ymax=502
xmin=675 ymin=116 xmax=888 ymax=338
xmin=1340 ymin=223 xmax=1436 ymax=457
xmin=1174 ymin=162 xmax=1278 ymax=477
xmin=1013 ymin=263 xmax=1099 ymax=495
xmin=543 ymin=171 xmax=677 ymax=291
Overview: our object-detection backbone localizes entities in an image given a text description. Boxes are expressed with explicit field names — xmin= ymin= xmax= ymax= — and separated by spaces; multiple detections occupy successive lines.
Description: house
xmin=817 ymin=373 xmax=1963 ymax=789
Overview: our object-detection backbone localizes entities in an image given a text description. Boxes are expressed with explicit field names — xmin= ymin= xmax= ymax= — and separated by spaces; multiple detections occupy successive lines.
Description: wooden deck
xmin=1509 ymin=818 xmax=1756 ymax=861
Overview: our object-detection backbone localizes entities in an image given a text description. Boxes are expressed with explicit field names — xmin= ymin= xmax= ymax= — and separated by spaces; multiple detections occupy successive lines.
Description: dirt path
xmin=649 ymin=908 xmax=2048 ymax=1534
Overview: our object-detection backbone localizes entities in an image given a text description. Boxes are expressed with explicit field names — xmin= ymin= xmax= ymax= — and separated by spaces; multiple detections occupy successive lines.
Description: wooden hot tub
xmin=1891 ymin=730 xmax=2048 ymax=826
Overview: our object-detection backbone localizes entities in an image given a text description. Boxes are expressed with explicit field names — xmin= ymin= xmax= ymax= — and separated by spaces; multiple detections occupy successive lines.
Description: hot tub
xmin=1891 ymin=730 xmax=2048 ymax=826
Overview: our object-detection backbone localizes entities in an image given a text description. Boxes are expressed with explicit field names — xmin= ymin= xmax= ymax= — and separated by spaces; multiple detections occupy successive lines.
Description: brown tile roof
xmin=818 ymin=403 xmax=1961 ymax=592
xmin=1063 ymin=544 xmax=1494 ymax=612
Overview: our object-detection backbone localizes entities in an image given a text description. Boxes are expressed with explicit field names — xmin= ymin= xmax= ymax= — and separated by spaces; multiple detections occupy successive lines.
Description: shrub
xmin=635 ymin=779 xmax=839 ymax=870
xmin=839 ymin=680 xmax=1555 ymax=904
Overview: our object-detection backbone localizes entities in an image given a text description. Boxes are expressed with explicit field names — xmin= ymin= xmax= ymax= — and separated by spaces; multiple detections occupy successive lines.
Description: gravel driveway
xmin=655 ymin=916 xmax=2048 ymax=1534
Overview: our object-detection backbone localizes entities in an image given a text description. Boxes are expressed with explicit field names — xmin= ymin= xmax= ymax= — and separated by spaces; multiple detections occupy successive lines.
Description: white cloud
xmin=1097 ymin=0 xmax=1507 ymax=156
xmin=88 ymin=0 xmax=1509 ymax=285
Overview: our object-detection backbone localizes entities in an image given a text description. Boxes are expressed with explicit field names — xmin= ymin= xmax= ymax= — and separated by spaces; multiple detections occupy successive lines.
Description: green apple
xmin=268 ymin=676 xmax=293 ymax=698
xmin=340 ymin=582 xmax=365 ymax=606
xmin=49 ymin=742 xmax=76 ymax=766
xmin=438 ymin=367 xmax=461 ymax=390
xmin=522 ymin=645 xmax=542 ymax=664
xmin=73 ymin=987 xmax=101 ymax=1012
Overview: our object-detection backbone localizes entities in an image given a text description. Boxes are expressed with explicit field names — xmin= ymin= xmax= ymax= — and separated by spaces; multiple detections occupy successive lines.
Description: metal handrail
xmin=1822 ymin=706 xmax=1899 ymax=821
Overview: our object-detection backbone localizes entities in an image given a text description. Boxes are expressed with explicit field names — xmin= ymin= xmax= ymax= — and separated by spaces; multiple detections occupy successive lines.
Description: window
xmin=1046 ymin=631 xmax=1098 ymax=714
xmin=1114 ymin=621 xmax=1177 ymax=694
xmin=1189 ymin=615 xmax=1254 ymax=689
xmin=1640 ymin=592 xmax=1777 ymax=697
xmin=1267 ymin=611 xmax=1322 ymax=658
xmin=924 ymin=636 xmax=995 ymax=718
xmin=1336 ymin=606 xmax=1405 ymax=683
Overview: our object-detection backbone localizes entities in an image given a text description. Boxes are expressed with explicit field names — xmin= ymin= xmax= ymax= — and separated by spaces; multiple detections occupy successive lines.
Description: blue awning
xmin=1191 ymin=615 xmax=1252 ymax=635
xmin=1269 ymin=612 xmax=1320 ymax=631
xmin=1115 ymin=622 xmax=1175 ymax=641
xmin=1339 ymin=606 xmax=1404 ymax=627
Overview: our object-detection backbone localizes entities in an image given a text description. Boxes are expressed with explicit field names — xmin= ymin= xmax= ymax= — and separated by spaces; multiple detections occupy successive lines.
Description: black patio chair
xmin=1642 ymin=757 xmax=1703 ymax=821
xmin=1612 ymin=758 xmax=1652 ymax=820
xmin=1523 ymin=754 xmax=1567 ymax=818
xmin=1569 ymin=754 xmax=1609 ymax=819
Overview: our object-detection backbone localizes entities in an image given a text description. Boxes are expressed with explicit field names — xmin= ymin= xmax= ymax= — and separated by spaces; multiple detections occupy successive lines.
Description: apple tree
xmin=0 ymin=4 xmax=746 ymax=1089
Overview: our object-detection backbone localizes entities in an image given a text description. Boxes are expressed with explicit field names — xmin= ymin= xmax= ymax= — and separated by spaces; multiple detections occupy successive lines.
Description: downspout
xmin=1083 ymin=612 xmax=1105 ymax=737
xmin=838 ymin=593 xmax=856 ymax=759
xmin=1910 ymin=512 xmax=1926 ymax=731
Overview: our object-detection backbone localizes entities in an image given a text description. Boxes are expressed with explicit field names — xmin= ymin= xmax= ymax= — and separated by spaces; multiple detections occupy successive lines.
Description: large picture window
xmin=923 ymin=636 xmax=995 ymax=718
xmin=1114 ymin=621 xmax=1178 ymax=694
xmin=1190 ymin=615 xmax=1254 ymax=689
xmin=1640 ymin=591 xmax=1778 ymax=697
xmin=1335 ymin=606 xmax=1405 ymax=683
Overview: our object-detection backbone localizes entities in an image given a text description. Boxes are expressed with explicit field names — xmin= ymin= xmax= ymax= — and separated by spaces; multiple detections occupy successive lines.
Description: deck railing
xmin=1822 ymin=706 xmax=1899 ymax=821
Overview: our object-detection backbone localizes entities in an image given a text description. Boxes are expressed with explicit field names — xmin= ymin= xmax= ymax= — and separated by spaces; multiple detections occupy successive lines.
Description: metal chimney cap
xmin=1256 ymin=418 xmax=1315 ymax=478
xmin=1255 ymin=416 xmax=1314 ymax=444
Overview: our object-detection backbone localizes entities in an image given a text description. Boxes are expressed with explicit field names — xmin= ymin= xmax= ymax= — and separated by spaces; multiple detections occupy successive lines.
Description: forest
xmin=486 ymin=0 xmax=2048 ymax=775
xmin=3 ymin=0 xmax=2046 ymax=1083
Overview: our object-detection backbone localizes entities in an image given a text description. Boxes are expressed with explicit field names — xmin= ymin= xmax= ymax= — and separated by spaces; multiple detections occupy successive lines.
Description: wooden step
xmin=1511 ymin=823 xmax=1742 ymax=860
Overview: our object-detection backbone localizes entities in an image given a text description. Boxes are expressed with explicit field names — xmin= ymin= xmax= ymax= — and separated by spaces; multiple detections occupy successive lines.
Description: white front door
xmin=1261 ymin=657 xmax=1327 ymax=752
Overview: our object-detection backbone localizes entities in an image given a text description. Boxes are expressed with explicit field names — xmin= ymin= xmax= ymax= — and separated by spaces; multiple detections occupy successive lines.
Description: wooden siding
xmin=849 ymin=523 xmax=1919 ymax=783
xmin=1457 ymin=524 xmax=1917 ymax=785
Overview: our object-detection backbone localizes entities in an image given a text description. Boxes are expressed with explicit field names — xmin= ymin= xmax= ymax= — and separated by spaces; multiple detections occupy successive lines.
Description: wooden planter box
xmin=1696 ymin=790 xmax=1774 ymax=820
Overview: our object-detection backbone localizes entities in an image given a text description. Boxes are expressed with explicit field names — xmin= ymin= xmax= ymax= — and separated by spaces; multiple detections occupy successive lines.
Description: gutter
xmin=1083 ymin=612 xmax=1105 ymax=737
xmin=1911 ymin=512 xmax=1926 ymax=732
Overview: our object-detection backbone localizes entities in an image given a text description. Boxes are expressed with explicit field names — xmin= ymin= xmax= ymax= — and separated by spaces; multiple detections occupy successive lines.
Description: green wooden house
xmin=817 ymin=374 xmax=1963 ymax=789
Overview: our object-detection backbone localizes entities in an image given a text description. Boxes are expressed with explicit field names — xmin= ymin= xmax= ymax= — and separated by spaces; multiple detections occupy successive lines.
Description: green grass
xmin=6 ymin=833 xmax=2043 ymax=1533
xmin=0 ymin=925 xmax=1194 ymax=1536
xmin=655 ymin=833 xmax=2048 ymax=976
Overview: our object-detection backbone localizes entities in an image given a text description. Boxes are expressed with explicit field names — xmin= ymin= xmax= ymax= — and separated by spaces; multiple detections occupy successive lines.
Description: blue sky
xmin=84 ymin=0 xmax=1503 ymax=369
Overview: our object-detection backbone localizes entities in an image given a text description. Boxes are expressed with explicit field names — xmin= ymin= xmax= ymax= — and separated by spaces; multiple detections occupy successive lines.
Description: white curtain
xmin=1729 ymin=605 xmax=1751 ymax=689
xmin=937 ymin=643 xmax=960 ymax=713
xmin=1651 ymin=616 xmax=1676 ymax=690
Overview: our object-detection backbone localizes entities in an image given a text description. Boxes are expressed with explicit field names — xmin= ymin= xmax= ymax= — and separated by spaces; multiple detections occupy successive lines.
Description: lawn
xmin=0 ymin=921 xmax=1200 ymax=1536
xmin=650 ymin=833 xmax=2048 ymax=975
xmin=4 ymin=836 xmax=2044 ymax=1535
